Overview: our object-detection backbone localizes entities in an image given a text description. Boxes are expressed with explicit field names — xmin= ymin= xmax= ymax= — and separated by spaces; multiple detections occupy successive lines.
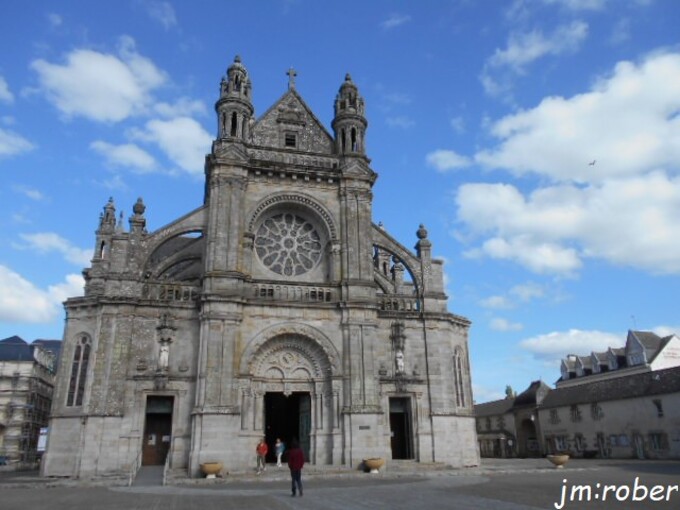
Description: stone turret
xmin=215 ymin=55 xmax=254 ymax=140
xmin=332 ymin=73 xmax=367 ymax=156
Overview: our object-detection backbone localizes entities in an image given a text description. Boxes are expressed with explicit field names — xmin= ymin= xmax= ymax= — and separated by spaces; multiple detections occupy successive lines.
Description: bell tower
xmin=332 ymin=74 xmax=367 ymax=156
xmin=215 ymin=55 xmax=254 ymax=140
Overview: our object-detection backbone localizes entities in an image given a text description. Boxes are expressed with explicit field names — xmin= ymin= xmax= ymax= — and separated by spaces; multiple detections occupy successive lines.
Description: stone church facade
xmin=42 ymin=57 xmax=478 ymax=478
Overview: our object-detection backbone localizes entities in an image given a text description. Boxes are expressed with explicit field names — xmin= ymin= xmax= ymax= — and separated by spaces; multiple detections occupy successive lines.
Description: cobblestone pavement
xmin=2 ymin=459 xmax=679 ymax=510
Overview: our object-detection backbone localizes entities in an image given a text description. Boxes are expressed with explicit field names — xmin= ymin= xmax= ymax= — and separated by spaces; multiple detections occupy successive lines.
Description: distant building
xmin=541 ymin=330 xmax=680 ymax=459
xmin=475 ymin=380 xmax=550 ymax=458
xmin=476 ymin=330 xmax=680 ymax=460
xmin=0 ymin=336 xmax=60 ymax=467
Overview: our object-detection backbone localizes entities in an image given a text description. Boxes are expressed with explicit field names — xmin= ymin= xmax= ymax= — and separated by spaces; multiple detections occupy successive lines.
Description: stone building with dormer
xmin=41 ymin=57 xmax=478 ymax=479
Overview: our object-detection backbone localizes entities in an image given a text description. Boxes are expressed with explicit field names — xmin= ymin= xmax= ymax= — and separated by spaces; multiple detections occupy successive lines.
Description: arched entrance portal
xmin=264 ymin=392 xmax=311 ymax=462
xmin=244 ymin=330 xmax=339 ymax=465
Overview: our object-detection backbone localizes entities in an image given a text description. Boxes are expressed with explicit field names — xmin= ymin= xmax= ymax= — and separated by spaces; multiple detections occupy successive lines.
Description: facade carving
xmin=42 ymin=57 xmax=478 ymax=480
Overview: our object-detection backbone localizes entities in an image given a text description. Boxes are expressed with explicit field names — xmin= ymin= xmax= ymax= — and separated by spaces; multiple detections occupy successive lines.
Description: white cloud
xmin=542 ymin=0 xmax=607 ymax=10
xmin=18 ymin=233 xmax=92 ymax=267
xmin=481 ymin=21 xmax=588 ymax=98
xmin=90 ymin=140 xmax=156 ymax=172
xmin=144 ymin=1 xmax=177 ymax=29
xmin=480 ymin=295 xmax=513 ymax=309
xmin=426 ymin=149 xmax=472 ymax=172
xmin=0 ymin=76 xmax=14 ymax=103
xmin=457 ymin=172 xmax=680 ymax=275
xmin=488 ymin=21 xmax=588 ymax=73
xmin=653 ymin=325 xmax=680 ymax=337
xmin=47 ymin=13 xmax=63 ymax=27
xmin=468 ymin=235 xmax=582 ymax=275
xmin=609 ymin=18 xmax=631 ymax=46
xmin=31 ymin=36 xmax=167 ymax=122
xmin=454 ymin=51 xmax=680 ymax=276
xmin=0 ymin=265 xmax=82 ymax=323
xmin=520 ymin=329 xmax=623 ymax=362
xmin=386 ymin=116 xmax=415 ymax=129
xmin=12 ymin=185 xmax=45 ymax=201
xmin=48 ymin=273 xmax=85 ymax=303
xmin=131 ymin=117 xmax=212 ymax=174
xmin=472 ymin=383 xmax=505 ymax=404
xmin=481 ymin=282 xmax=545 ymax=309
xmin=450 ymin=116 xmax=465 ymax=134
xmin=476 ymin=52 xmax=680 ymax=182
xmin=381 ymin=14 xmax=411 ymax=30
xmin=490 ymin=317 xmax=524 ymax=331
xmin=154 ymin=97 xmax=207 ymax=118
xmin=0 ymin=128 xmax=34 ymax=157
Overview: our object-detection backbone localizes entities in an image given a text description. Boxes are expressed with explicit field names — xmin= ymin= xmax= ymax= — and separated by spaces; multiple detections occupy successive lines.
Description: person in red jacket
xmin=287 ymin=439 xmax=305 ymax=497
xmin=256 ymin=438 xmax=268 ymax=474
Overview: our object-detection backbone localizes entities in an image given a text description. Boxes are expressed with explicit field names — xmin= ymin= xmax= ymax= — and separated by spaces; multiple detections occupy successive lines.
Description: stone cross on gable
xmin=286 ymin=67 xmax=297 ymax=89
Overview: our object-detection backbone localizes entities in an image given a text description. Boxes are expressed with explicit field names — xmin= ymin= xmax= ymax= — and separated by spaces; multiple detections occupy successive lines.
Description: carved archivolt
xmin=247 ymin=192 xmax=337 ymax=240
xmin=240 ymin=322 xmax=340 ymax=377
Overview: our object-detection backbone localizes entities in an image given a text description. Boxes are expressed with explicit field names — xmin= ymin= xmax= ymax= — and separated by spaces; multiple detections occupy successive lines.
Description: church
xmin=42 ymin=56 xmax=478 ymax=478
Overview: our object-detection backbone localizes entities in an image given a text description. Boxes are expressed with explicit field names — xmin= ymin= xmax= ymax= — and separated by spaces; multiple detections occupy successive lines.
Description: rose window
xmin=255 ymin=213 xmax=322 ymax=276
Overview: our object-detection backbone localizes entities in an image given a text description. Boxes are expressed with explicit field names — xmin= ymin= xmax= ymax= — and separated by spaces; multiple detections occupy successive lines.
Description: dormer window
xmin=285 ymin=133 xmax=297 ymax=148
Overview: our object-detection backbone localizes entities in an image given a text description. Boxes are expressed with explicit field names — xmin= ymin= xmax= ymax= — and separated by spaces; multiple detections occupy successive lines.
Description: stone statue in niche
xmin=395 ymin=350 xmax=405 ymax=375
xmin=158 ymin=339 xmax=171 ymax=371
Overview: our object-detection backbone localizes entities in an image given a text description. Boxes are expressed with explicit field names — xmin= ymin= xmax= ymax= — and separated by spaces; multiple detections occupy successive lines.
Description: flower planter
xmin=364 ymin=457 xmax=385 ymax=473
xmin=200 ymin=461 xmax=223 ymax=478
xmin=546 ymin=454 xmax=570 ymax=469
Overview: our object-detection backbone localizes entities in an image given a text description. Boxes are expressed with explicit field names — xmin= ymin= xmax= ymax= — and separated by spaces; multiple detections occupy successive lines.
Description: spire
xmin=332 ymin=73 xmax=368 ymax=156
xmin=98 ymin=197 xmax=117 ymax=233
xmin=216 ymin=55 xmax=254 ymax=140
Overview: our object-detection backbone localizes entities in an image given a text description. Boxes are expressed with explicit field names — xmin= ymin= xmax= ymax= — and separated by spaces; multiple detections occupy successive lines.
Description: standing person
xmin=275 ymin=438 xmax=285 ymax=468
xmin=287 ymin=439 xmax=304 ymax=497
xmin=255 ymin=437 xmax=268 ymax=474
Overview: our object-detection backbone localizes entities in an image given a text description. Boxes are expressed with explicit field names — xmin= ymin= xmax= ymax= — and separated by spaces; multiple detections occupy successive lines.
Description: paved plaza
xmin=1 ymin=459 xmax=679 ymax=509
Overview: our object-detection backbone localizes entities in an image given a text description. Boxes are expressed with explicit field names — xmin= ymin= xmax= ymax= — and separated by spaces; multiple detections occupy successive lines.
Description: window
xmin=284 ymin=133 xmax=297 ymax=148
xmin=590 ymin=403 xmax=604 ymax=421
xmin=652 ymin=399 xmax=664 ymax=417
xmin=485 ymin=417 xmax=492 ymax=431
xmin=67 ymin=335 xmax=91 ymax=406
xmin=453 ymin=348 xmax=466 ymax=407
xmin=554 ymin=436 xmax=568 ymax=452
xmin=649 ymin=432 xmax=668 ymax=451
xmin=570 ymin=405 xmax=582 ymax=423
xmin=496 ymin=416 xmax=505 ymax=430
xmin=574 ymin=434 xmax=586 ymax=451
xmin=549 ymin=409 xmax=561 ymax=424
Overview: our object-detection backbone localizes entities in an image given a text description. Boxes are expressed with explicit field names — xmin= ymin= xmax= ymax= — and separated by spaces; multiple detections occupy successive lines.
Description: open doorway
xmin=264 ymin=392 xmax=311 ymax=462
xmin=142 ymin=396 xmax=173 ymax=466
xmin=389 ymin=397 xmax=413 ymax=459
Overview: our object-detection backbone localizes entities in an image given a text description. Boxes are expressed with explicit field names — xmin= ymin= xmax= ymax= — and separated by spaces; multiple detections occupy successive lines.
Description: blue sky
xmin=1 ymin=0 xmax=679 ymax=403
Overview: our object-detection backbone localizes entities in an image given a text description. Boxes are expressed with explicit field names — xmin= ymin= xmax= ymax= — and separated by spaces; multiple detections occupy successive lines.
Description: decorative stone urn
xmin=200 ymin=462 xmax=223 ymax=478
xmin=546 ymin=454 xmax=570 ymax=469
xmin=364 ymin=457 xmax=385 ymax=474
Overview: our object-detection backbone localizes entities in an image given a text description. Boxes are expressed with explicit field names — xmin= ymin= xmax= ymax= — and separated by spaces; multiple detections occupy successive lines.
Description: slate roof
xmin=0 ymin=336 xmax=33 ymax=361
xmin=513 ymin=380 xmax=551 ymax=407
xmin=0 ymin=336 xmax=62 ymax=363
xmin=541 ymin=365 xmax=680 ymax=409
xmin=474 ymin=397 xmax=515 ymax=417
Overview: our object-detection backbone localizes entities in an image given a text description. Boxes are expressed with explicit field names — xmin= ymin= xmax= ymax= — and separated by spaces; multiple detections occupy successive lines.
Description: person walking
xmin=287 ymin=439 xmax=305 ymax=497
xmin=275 ymin=438 xmax=285 ymax=468
xmin=256 ymin=437 xmax=268 ymax=474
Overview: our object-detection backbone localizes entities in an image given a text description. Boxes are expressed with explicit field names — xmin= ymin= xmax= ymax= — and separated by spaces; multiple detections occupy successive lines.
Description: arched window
xmin=67 ymin=335 xmax=91 ymax=406
xmin=230 ymin=112 xmax=238 ymax=137
xmin=453 ymin=348 xmax=466 ymax=408
xmin=351 ymin=127 xmax=357 ymax=152
xmin=99 ymin=241 xmax=106 ymax=259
